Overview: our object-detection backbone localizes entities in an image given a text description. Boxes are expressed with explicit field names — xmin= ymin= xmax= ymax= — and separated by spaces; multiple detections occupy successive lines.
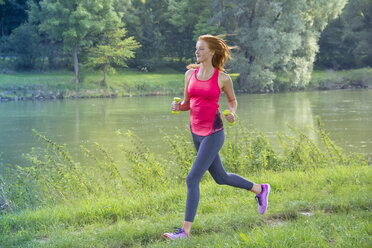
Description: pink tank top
xmin=188 ymin=67 xmax=222 ymax=136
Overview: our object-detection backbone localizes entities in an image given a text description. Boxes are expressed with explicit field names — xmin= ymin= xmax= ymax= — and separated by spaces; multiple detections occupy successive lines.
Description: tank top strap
xmin=211 ymin=68 xmax=219 ymax=82
xmin=194 ymin=67 xmax=218 ymax=81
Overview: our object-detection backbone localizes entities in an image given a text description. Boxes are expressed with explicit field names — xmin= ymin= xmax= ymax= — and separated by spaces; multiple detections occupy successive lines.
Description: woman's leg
xmin=207 ymin=151 xmax=270 ymax=214
xmin=208 ymin=154 xmax=255 ymax=190
xmin=184 ymin=130 xmax=225 ymax=224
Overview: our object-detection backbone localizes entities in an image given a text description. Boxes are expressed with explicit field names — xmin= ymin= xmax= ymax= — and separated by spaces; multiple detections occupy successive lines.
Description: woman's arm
xmin=220 ymin=72 xmax=237 ymax=122
xmin=179 ymin=70 xmax=193 ymax=111
xmin=221 ymin=73 xmax=237 ymax=112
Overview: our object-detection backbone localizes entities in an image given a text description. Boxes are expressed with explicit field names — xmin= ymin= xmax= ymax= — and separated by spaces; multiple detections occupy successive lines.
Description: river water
xmin=1 ymin=89 xmax=371 ymax=167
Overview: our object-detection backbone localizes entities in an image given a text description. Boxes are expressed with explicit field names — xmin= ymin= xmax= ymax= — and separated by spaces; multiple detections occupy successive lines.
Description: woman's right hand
xmin=171 ymin=100 xmax=181 ymax=111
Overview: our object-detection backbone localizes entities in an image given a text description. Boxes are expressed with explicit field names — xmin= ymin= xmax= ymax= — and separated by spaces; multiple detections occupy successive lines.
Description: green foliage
xmin=0 ymin=117 xmax=369 ymax=248
xmin=213 ymin=0 xmax=348 ymax=92
xmin=30 ymin=0 xmax=120 ymax=50
xmin=1 ymin=164 xmax=371 ymax=247
xmin=162 ymin=129 xmax=196 ymax=183
xmin=221 ymin=127 xmax=281 ymax=173
xmin=116 ymin=0 xmax=223 ymax=71
xmin=86 ymin=26 xmax=140 ymax=85
xmin=28 ymin=0 xmax=122 ymax=82
xmin=1 ymin=118 xmax=369 ymax=215
xmin=6 ymin=23 xmax=41 ymax=70
xmin=1 ymin=116 xmax=368 ymax=215
xmin=117 ymin=130 xmax=170 ymax=194
xmin=2 ymin=0 xmax=372 ymax=90
xmin=166 ymin=0 xmax=224 ymax=59
xmin=0 ymin=0 xmax=29 ymax=38
xmin=0 ymin=69 xmax=186 ymax=100
xmin=309 ymin=68 xmax=372 ymax=90
xmin=119 ymin=0 xmax=170 ymax=71
xmin=316 ymin=0 xmax=372 ymax=69
xmin=1 ymin=129 xmax=127 ymax=210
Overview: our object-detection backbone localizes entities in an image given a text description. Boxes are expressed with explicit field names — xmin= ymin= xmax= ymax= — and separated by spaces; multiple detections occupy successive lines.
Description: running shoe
xmin=162 ymin=227 xmax=188 ymax=239
xmin=255 ymin=184 xmax=270 ymax=215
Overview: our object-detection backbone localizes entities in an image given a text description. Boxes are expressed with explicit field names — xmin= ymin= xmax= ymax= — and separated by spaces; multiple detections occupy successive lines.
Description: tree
xmin=166 ymin=0 xmax=224 ymax=64
xmin=0 ymin=0 xmax=29 ymax=38
xmin=212 ymin=0 xmax=348 ymax=92
xmin=86 ymin=27 xmax=140 ymax=85
xmin=117 ymin=0 xmax=170 ymax=71
xmin=115 ymin=0 xmax=223 ymax=71
xmin=7 ymin=22 xmax=40 ymax=69
xmin=316 ymin=0 xmax=372 ymax=69
xmin=28 ymin=0 xmax=121 ymax=83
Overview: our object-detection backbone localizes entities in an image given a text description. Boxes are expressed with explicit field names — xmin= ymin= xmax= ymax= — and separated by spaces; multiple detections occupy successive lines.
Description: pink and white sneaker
xmin=162 ymin=227 xmax=188 ymax=239
xmin=255 ymin=184 xmax=270 ymax=215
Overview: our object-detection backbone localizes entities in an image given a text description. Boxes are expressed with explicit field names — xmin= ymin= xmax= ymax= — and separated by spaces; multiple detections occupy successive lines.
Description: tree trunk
xmin=73 ymin=45 xmax=79 ymax=84
xmin=102 ymin=67 xmax=107 ymax=86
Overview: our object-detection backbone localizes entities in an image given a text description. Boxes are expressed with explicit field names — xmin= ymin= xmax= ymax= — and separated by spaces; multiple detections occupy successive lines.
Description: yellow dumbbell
xmin=223 ymin=109 xmax=235 ymax=126
xmin=172 ymin=97 xmax=182 ymax=114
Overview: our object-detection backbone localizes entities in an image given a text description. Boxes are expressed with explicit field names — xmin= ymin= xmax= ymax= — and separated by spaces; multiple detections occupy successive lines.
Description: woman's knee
xmin=214 ymin=178 xmax=225 ymax=185
xmin=211 ymin=174 xmax=226 ymax=185
xmin=213 ymin=173 xmax=237 ymax=185
xmin=186 ymin=173 xmax=199 ymax=187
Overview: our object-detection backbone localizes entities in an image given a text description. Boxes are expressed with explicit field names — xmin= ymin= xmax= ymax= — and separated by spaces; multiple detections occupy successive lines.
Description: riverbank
xmin=0 ymin=68 xmax=371 ymax=101
xmin=1 ymin=127 xmax=371 ymax=247
xmin=0 ymin=68 xmax=186 ymax=101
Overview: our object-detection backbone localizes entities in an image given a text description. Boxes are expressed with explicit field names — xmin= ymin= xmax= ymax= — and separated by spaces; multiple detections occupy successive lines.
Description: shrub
xmin=0 ymin=119 xmax=368 ymax=213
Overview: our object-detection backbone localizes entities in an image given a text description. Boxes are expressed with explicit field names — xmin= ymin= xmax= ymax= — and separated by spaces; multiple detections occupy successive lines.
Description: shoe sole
xmin=162 ymin=234 xmax=188 ymax=239
xmin=259 ymin=184 xmax=271 ymax=215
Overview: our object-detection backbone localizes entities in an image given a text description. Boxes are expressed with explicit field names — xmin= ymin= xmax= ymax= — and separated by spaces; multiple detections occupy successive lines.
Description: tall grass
xmin=1 ymin=118 xmax=368 ymax=213
xmin=0 ymin=119 xmax=370 ymax=247
xmin=309 ymin=67 xmax=372 ymax=90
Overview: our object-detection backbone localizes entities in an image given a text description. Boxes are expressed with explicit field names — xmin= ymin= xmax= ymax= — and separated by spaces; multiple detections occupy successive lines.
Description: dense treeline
xmin=316 ymin=0 xmax=372 ymax=70
xmin=0 ymin=0 xmax=371 ymax=92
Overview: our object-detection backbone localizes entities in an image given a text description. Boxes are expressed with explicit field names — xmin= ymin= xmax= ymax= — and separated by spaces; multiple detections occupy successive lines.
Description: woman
xmin=163 ymin=35 xmax=270 ymax=239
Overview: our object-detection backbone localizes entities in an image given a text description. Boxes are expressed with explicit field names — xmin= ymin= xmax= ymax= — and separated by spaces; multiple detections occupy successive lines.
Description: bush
xmin=0 ymin=119 xmax=368 ymax=213
xmin=6 ymin=23 xmax=41 ymax=70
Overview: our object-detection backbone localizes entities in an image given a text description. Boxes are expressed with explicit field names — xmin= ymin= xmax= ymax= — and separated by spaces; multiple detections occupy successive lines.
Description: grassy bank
xmin=1 ymin=165 xmax=370 ymax=247
xmin=0 ymin=68 xmax=371 ymax=101
xmin=309 ymin=68 xmax=372 ymax=90
xmin=0 ymin=69 xmax=185 ymax=100
xmin=1 ymin=121 xmax=371 ymax=247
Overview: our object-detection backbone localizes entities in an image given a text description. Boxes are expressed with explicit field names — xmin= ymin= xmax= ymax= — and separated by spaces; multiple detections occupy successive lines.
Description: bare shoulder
xmin=185 ymin=69 xmax=195 ymax=81
xmin=185 ymin=69 xmax=195 ymax=76
xmin=218 ymin=71 xmax=232 ymax=84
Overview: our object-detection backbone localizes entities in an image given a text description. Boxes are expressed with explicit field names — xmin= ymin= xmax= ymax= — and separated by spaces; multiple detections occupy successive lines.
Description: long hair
xmin=187 ymin=34 xmax=234 ymax=71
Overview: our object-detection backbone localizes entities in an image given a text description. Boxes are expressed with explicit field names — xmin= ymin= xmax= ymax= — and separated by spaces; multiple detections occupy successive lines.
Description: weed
xmin=0 ymin=119 xmax=370 ymax=247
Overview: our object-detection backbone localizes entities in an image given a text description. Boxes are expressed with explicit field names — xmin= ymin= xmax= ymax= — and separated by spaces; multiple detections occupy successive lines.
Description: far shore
xmin=1 ymin=68 xmax=371 ymax=102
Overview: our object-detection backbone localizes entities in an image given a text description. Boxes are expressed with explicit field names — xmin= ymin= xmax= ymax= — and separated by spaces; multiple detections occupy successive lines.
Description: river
xmin=1 ymin=89 xmax=371 ymax=167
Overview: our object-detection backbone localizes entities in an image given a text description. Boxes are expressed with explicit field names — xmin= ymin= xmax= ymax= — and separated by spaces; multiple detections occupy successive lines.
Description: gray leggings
xmin=185 ymin=129 xmax=254 ymax=222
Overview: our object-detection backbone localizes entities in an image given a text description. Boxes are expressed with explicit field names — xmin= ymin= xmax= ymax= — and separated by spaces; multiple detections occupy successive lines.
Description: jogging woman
xmin=163 ymin=35 xmax=270 ymax=239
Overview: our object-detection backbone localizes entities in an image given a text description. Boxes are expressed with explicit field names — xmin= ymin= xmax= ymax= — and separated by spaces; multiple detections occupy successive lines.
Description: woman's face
xmin=195 ymin=40 xmax=214 ymax=63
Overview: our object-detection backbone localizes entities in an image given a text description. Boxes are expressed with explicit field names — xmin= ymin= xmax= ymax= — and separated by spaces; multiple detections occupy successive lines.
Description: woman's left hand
xmin=224 ymin=112 xmax=235 ymax=123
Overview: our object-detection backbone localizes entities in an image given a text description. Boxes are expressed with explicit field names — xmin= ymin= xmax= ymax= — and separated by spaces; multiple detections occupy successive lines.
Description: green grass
xmin=0 ymin=69 xmax=185 ymax=99
xmin=310 ymin=68 xmax=372 ymax=90
xmin=0 ymin=121 xmax=371 ymax=247
xmin=1 ymin=165 xmax=371 ymax=247
xmin=2 ymin=67 xmax=370 ymax=100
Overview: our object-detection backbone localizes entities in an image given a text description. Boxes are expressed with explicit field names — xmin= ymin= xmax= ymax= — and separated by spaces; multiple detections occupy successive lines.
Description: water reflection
xmin=0 ymin=90 xmax=371 ymax=166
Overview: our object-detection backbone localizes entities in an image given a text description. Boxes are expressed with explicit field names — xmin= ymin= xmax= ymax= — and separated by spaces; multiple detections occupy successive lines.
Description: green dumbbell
xmin=172 ymin=97 xmax=182 ymax=114
xmin=223 ymin=109 xmax=235 ymax=126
